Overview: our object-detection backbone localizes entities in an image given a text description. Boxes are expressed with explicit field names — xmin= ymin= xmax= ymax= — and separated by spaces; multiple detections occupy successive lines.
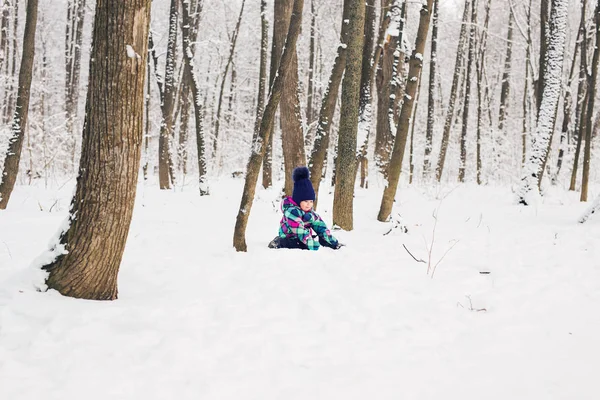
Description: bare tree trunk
xmin=4 ymin=0 xmax=18 ymax=125
xmin=307 ymin=2 xmax=351 ymax=209
xmin=305 ymin=0 xmax=316 ymax=126
xmin=158 ymin=0 xmax=179 ymax=189
xmin=555 ymin=6 xmax=585 ymax=181
xmin=177 ymin=0 xmax=202 ymax=178
xmin=522 ymin=0 xmax=534 ymax=167
xmin=261 ymin=0 xmax=272 ymax=189
xmin=423 ymin=0 xmax=438 ymax=177
xmin=378 ymin=0 xmax=434 ymax=222
xmin=435 ymin=0 xmax=470 ymax=181
xmin=275 ymin=0 xmax=306 ymax=197
xmin=254 ymin=0 xmax=269 ymax=144
xmin=0 ymin=0 xmax=37 ymax=210
xmin=475 ymin=0 xmax=491 ymax=185
xmin=570 ymin=2 xmax=589 ymax=191
xmin=536 ymin=0 xmax=549 ymax=114
xmin=233 ymin=0 xmax=304 ymax=252
xmin=580 ymin=0 xmax=600 ymax=202
xmin=64 ymin=0 xmax=86 ymax=156
xmin=42 ymin=0 xmax=151 ymax=300
xmin=497 ymin=7 xmax=513 ymax=132
xmin=458 ymin=0 xmax=477 ymax=183
xmin=181 ymin=0 xmax=207 ymax=195
xmin=375 ymin=0 xmax=404 ymax=179
xmin=213 ymin=0 xmax=245 ymax=160
xmin=332 ymin=0 xmax=365 ymax=231
xmin=356 ymin=0 xmax=376 ymax=188
xmin=143 ymin=53 xmax=151 ymax=180
xmin=518 ymin=0 xmax=568 ymax=205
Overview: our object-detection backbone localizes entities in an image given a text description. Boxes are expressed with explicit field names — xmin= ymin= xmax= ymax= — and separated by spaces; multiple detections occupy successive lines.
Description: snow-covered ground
xmin=1 ymin=177 xmax=599 ymax=399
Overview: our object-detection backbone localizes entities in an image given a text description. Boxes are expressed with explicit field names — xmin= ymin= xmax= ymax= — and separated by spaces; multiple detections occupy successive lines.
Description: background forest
xmin=0 ymin=0 xmax=597 ymax=202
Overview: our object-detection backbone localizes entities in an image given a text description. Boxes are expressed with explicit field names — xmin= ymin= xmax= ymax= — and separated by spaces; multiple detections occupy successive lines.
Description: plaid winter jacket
xmin=278 ymin=197 xmax=338 ymax=250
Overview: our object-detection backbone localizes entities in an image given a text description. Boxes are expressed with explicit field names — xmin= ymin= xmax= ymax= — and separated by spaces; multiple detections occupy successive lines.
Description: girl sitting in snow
xmin=268 ymin=166 xmax=343 ymax=250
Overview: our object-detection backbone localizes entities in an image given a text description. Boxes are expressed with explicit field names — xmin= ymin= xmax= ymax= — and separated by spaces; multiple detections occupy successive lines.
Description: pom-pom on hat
xmin=292 ymin=166 xmax=316 ymax=205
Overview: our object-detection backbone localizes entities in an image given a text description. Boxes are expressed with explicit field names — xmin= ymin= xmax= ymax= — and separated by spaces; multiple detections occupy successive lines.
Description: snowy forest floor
xmin=1 ymin=177 xmax=599 ymax=399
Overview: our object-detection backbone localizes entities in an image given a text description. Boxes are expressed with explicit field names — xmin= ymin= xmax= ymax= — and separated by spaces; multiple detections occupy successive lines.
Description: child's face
xmin=300 ymin=200 xmax=313 ymax=212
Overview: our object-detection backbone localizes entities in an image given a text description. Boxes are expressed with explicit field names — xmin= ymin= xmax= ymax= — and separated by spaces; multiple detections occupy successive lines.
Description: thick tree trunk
xmin=307 ymin=2 xmax=351 ymax=209
xmin=435 ymin=0 xmax=470 ymax=181
xmin=43 ymin=0 xmax=151 ymax=300
xmin=378 ymin=0 xmax=434 ymax=222
xmin=233 ymin=0 xmax=304 ymax=252
xmin=332 ymin=0 xmax=365 ymax=231
xmin=458 ymin=0 xmax=477 ymax=183
xmin=0 ymin=0 xmax=37 ymax=210
xmin=158 ymin=0 xmax=179 ymax=189
xmin=518 ymin=0 xmax=568 ymax=205
xmin=580 ymin=0 xmax=600 ymax=202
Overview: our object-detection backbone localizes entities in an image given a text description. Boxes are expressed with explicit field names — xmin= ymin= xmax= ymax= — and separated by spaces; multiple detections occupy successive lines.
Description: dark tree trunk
xmin=423 ymin=0 xmax=438 ymax=177
xmin=158 ymin=0 xmax=179 ymax=189
xmin=233 ymin=0 xmax=305 ymax=252
xmin=581 ymin=0 xmax=600 ymax=202
xmin=536 ymin=0 xmax=549 ymax=114
xmin=0 ymin=0 xmax=37 ymax=210
xmin=43 ymin=0 xmax=151 ymax=299
xmin=498 ymin=8 xmax=513 ymax=132
xmin=378 ymin=0 xmax=434 ymax=221
xmin=458 ymin=0 xmax=477 ymax=183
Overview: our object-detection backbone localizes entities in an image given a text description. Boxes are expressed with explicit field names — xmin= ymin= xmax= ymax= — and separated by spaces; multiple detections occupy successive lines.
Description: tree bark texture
xmin=517 ymin=0 xmax=568 ymax=205
xmin=158 ymin=0 xmax=179 ymax=189
xmin=181 ymin=0 xmax=208 ymax=195
xmin=307 ymin=2 xmax=351 ymax=209
xmin=0 ymin=0 xmax=37 ymax=210
xmin=274 ymin=0 xmax=306 ymax=196
xmin=43 ymin=0 xmax=151 ymax=299
xmin=378 ymin=0 xmax=433 ymax=222
xmin=332 ymin=0 xmax=365 ymax=231
xmin=233 ymin=0 xmax=304 ymax=252
xmin=580 ymin=0 xmax=599 ymax=202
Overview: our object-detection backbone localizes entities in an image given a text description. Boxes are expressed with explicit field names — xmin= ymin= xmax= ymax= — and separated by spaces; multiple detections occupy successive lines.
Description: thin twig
xmin=431 ymin=239 xmax=460 ymax=278
xmin=403 ymin=244 xmax=426 ymax=263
